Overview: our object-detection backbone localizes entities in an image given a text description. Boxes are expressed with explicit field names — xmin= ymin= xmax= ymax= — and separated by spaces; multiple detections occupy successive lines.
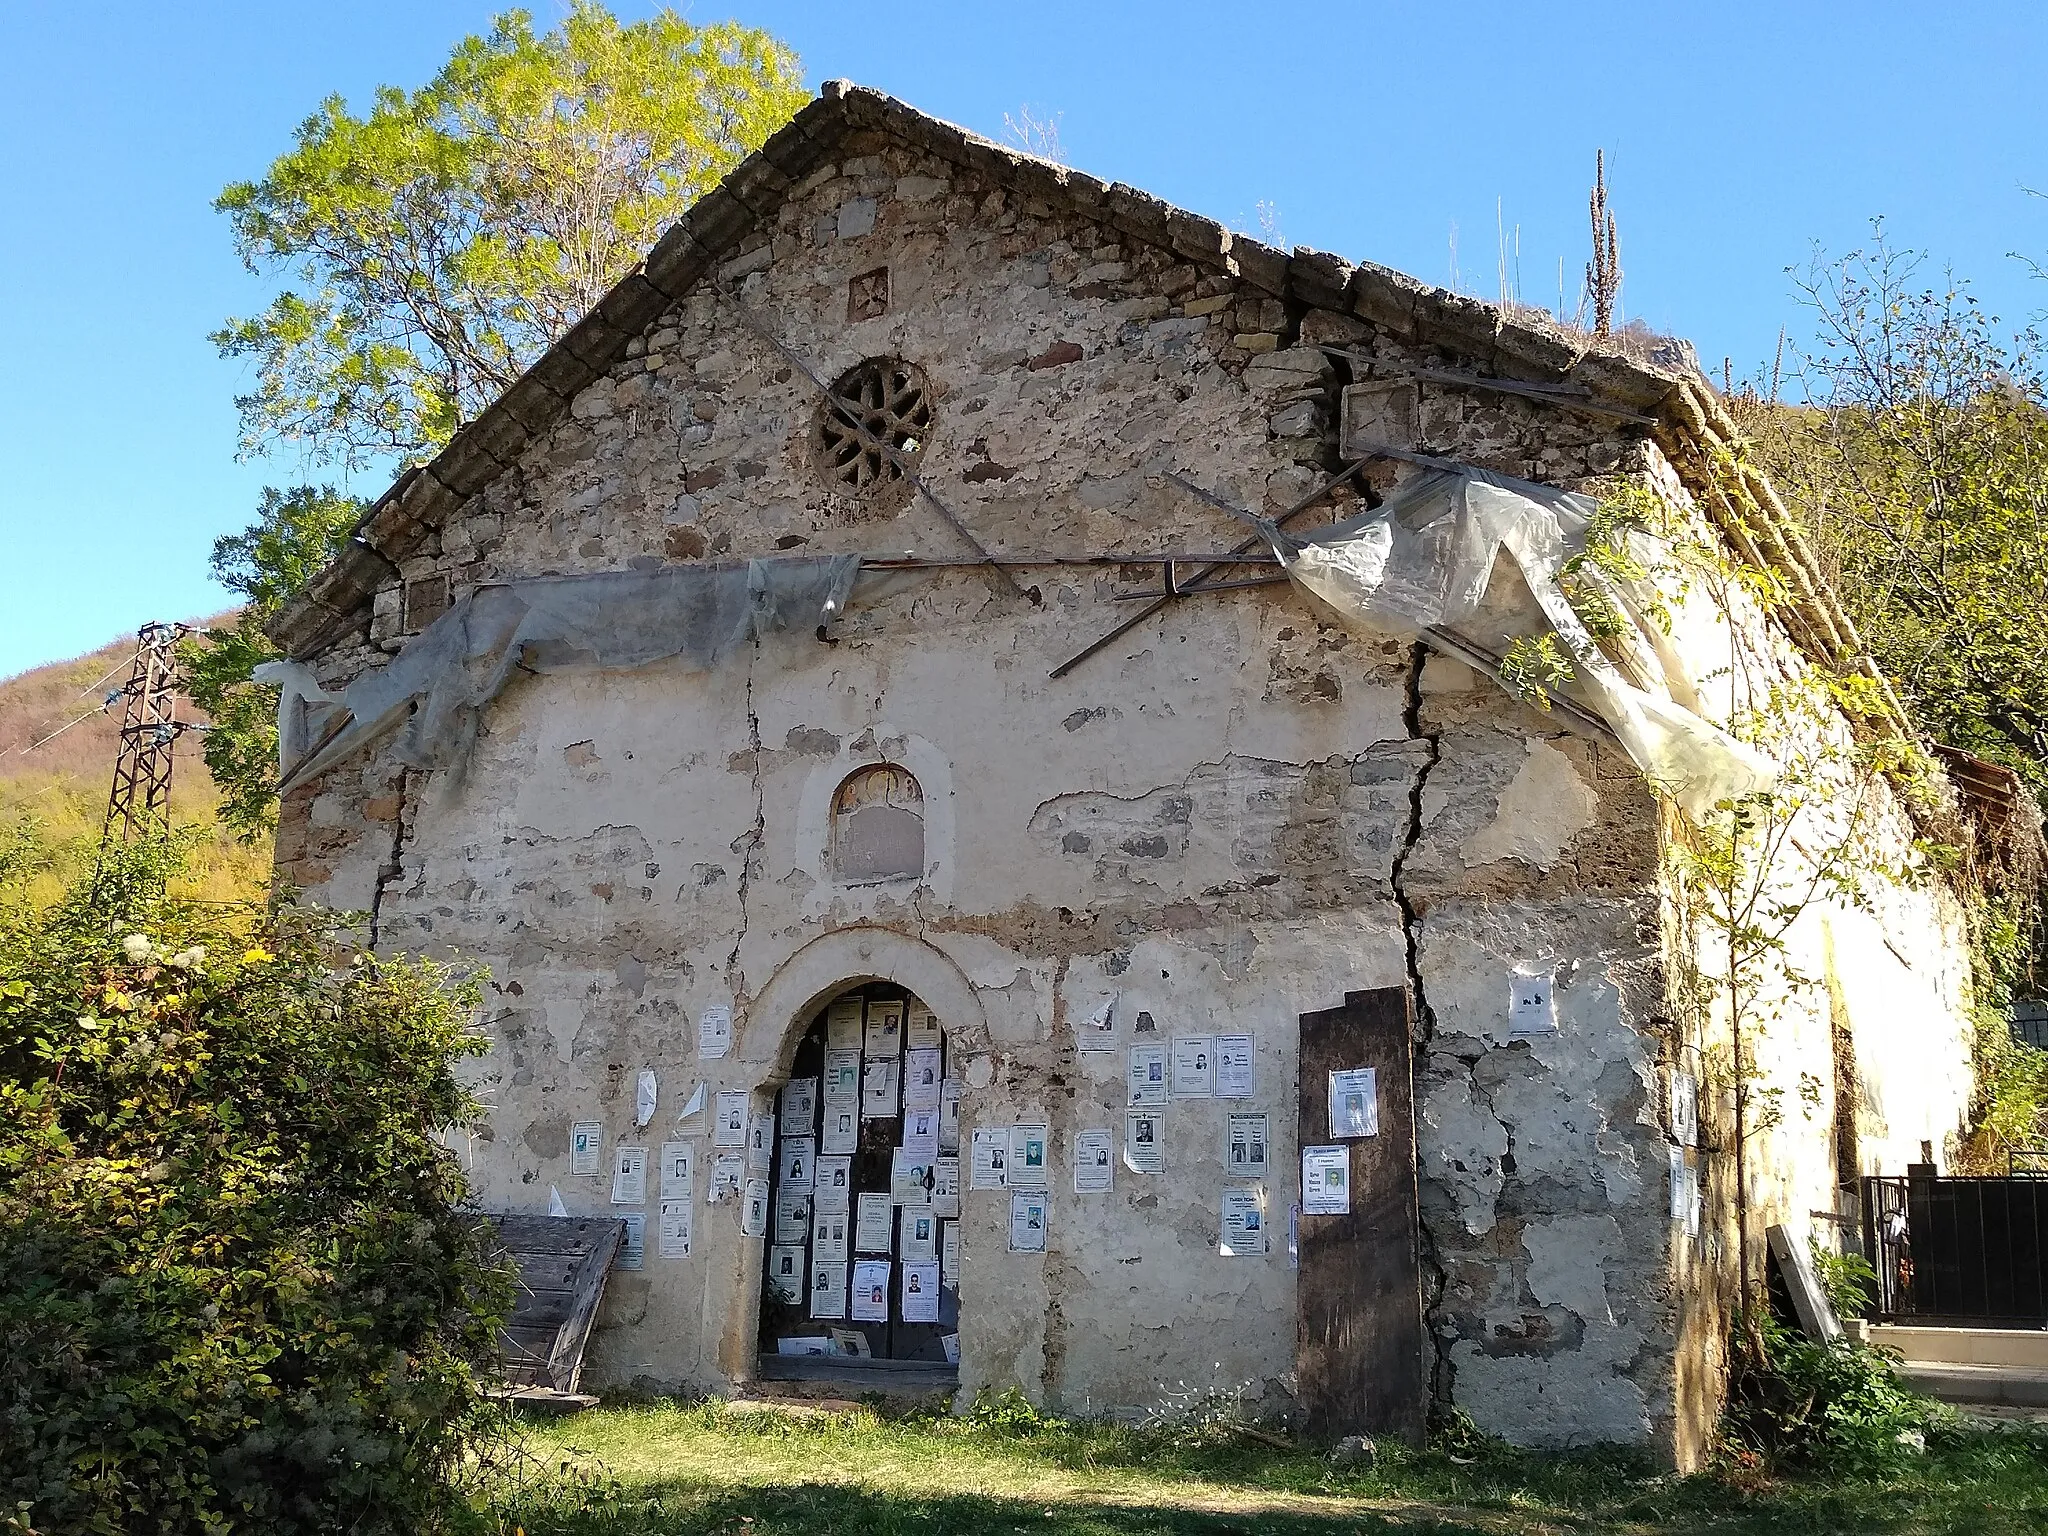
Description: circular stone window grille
xmin=811 ymin=357 xmax=934 ymax=508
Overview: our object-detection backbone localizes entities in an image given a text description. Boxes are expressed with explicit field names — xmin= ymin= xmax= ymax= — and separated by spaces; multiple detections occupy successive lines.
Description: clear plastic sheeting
xmin=1267 ymin=467 xmax=1774 ymax=820
xmin=263 ymin=556 xmax=861 ymax=795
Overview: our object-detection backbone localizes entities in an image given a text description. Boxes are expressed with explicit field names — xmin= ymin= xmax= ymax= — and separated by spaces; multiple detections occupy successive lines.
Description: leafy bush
xmin=1722 ymin=1313 xmax=1934 ymax=1473
xmin=0 ymin=849 xmax=511 ymax=1534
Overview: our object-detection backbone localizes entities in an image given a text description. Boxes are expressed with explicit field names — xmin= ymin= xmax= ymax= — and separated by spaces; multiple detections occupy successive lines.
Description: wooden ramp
xmin=487 ymin=1215 xmax=624 ymax=1399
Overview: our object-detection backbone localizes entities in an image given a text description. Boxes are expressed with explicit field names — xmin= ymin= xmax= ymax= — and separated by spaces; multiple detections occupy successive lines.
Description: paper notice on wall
xmin=1216 ymin=1034 xmax=1255 ymax=1099
xmin=635 ymin=1069 xmax=658 ymax=1128
xmin=1671 ymin=1069 xmax=1699 ymax=1148
xmin=933 ymin=1155 xmax=960 ymax=1217
xmin=1008 ymin=1192 xmax=1048 ymax=1253
xmin=1074 ymin=1128 xmax=1114 ymax=1193
xmin=777 ymin=1136 xmax=816 ymax=1191
xmin=1686 ymin=1159 xmax=1703 ymax=1239
xmin=865 ymin=999 xmax=905 ymax=1056
xmin=781 ymin=1077 xmax=819 ymax=1135
xmin=1509 ymin=969 xmax=1556 ymax=1037
xmin=1301 ymin=1145 xmax=1350 ymax=1215
xmin=939 ymin=1079 xmax=961 ymax=1152
xmin=827 ymin=997 xmax=865 ymax=1051
xmin=698 ymin=1004 xmax=733 ymax=1059
xmin=969 ymin=1127 xmax=1008 ymax=1189
xmin=890 ymin=1148 xmax=934 ymax=1202
xmin=1220 ymin=1187 xmax=1269 ymax=1257
xmin=903 ymin=1048 xmax=943 ymax=1110
xmin=747 ymin=1110 xmax=776 ymax=1172
xmin=851 ymin=1259 xmax=891 ymax=1322
xmin=678 ymin=1080 xmax=707 ymax=1121
xmin=611 ymin=1146 xmax=648 ymax=1205
xmin=740 ymin=1179 xmax=770 ymax=1237
xmin=1668 ymin=1146 xmax=1687 ymax=1222
xmin=855 ymin=1192 xmax=894 ymax=1254
xmin=823 ymin=1048 xmax=862 ymax=1105
xmin=1077 ymin=993 xmax=1118 ymax=1051
xmin=659 ymin=1141 xmax=694 ymax=1202
xmin=822 ymin=1105 xmax=859 ymax=1156
xmin=1127 ymin=1043 xmax=1168 ymax=1107
xmin=773 ymin=1188 xmax=810 ymax=1245
xmin=828 ymin=1326 xmax=871 ymax=1358
xmin=658 ymin=1199 xmax=691 ymax=1259
xmin=810 ymin=1261 xmax=848 ymax=1319
xmin=616 ymin=1212 xmax=646 ymax=1269
xmin=900 ymin=1206 xmax=939 ymax=1263
xmin=861 ymin=1058 xmax=901 ymax=1120
xmin=548 ymin=1185 xmax=569 ymax=1217
xmin=941 ymin=1330 xmax=961 ymax=1365
xmin=901 ymin=1261 xmax=940 ymax=1323
xmin=814 ymin=1155 xmax=853 ymax=1211
xmin=902 ymin=1107 xmax=940 ymax=1161
xmin=571 ymin=1120 xmax=603 ymax=1176
xmin=906 ymin=1002 xmax=943 ymax=1051
xmin=766 ymin=1244 xmax=806 ymax=1303
xmin=1225 ymin=1113 xmax=1270 ymax=1179
xmin=1124 ymin=1111 xmax=1164 ymax=1174
xmin=1171 ymin=1036 xmax=1216 ymax=1099
xmin=1007 ymin=1124 xmax=1050 ymax=1190
xmin=714 ymin=1091 xmax=748 ymax=1147
xmin=710 ymin=1152 xmax=744 ymax=1203
xmin=1287 ymin=1203 xmax=1300 ymax=1269
xmin=941 ymin=1219 xmax=961 ymax=1285
xmin=1328 ymin=1068 xmax=1379 ymax=1139
xmin=812 ymin=1204 xmax=850 ymax=1263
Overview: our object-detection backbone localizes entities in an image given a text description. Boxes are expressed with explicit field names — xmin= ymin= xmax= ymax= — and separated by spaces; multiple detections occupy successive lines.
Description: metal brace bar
xmin=1318 ymin=347 xmax=1661 ymax=427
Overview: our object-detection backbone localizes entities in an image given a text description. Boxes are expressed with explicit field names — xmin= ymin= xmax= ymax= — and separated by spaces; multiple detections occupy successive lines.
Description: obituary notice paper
xmin=713 ymin=1091 xmax=748 ymax=1147
xmin=1171 ymin=1036 xmax=1216 ymax=1099
xmin=810 ymin=1261 xmax=848 ymax=1319
xmin=822 ymin=1104 xmax=859 ymax=1156
xmin=657 ymin=1199 xmax=691 ymax=1259
xmin=1301 ymin=1145 xmax=1350 ymax=1215
xmin=906 ymin=1003 xmax=942 ymax=1050
xmin=1216 ymin=1034 xmax=1255 ymax=1099
xmin=900 ymin=1261 xmax=940 ymax=1323
xmin=932 ymin=1155 xmax=960 ymax=1218
xmin=860 ymin=1058 xmax=901 ymax=1120
xmin=697 ymin=1004 xmax=732 ymax=1060
xmin=1509 ymin=970 xmax=1557 ymax=1037
xmin=570 ymin=1120 xmax=602 ymax=1177
xmin=941 ymin=1219 xmax=961 ymax=1285
xmin=1007 ymin=1124 xmax=1050 ymax=1190
xmin=822 ymin=1048 xmax=861 ymax=1104
xmin=780 ymin=1077 xmax=818 ymax=1134
xmin=901 ymin=1206 xmax=939 ymax=1263
xmin=1328 ymin=1068 xmax=1379 ymax=1139
xmin=902 ymin=1108 xmax=940 ymax=1161
xmin=865 ymin=999 xmax=905 ymax=1056
xmin=1074 ymin=1128 xmax=1115 ymax=1193
xmin=826 ymin=998 xmax=864 ymax=1051
xmin=740 ymin=1179 xmax=770 ymax=1237
xmin=611 ymin=1146 xmax=647 ymax=1206
xmin=855 ymin=1192 xmax=895 ymax=1254
xmin=1124 ymin=1111 xmax=1165 ymax=1174
xmin=969 ymin=1126 xmax=1008 ymax=1189
xmin=812 ymin=1205 xmax=850 ymax=1263
xmin=1077 ymin=993 xmax=1118 ymax=1052
xmin=1127 ymin=1043 xmax=1168 ymax=1107
xmin=710 ymin=1152 xmax=744 ymax=1203
xmin=814 ymin=1154 xmax=853 ymax=1210
xmin=1008 ymin=1192 xmax=1048 ymax=1253
xmin=903 ymin=1048 xmax=943 ymax=1110
xmin=1225 ymin=1114 xmax=1270 ymax=1179
xmin=772 ymin=1189 xmax=810 ymax=1245
xmin=776 ymin=1136 xmax=815 ymax=1191
xmin=659 ymin=1141 xmax=694 ymax=1201
xmin=851 ymin=1259 xmax=891 ymax=1322
xmin=939 ymin=1079 xmax=961 ymax=1152
xmin=1220 ymin=1187 xmax=1269 ymax=1257
xmin=766 ymin=1245 xmax=805 ymax=1304
xmin=616 ymin=1213 xmax=646 ymax=1269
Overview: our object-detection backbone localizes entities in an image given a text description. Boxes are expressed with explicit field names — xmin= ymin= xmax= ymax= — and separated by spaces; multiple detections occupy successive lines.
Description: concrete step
xmin=1899 ymin=1362 xmax=2048 ymax=1408
xmin=1868 ymin=1324 xmax=2048 ymax=1370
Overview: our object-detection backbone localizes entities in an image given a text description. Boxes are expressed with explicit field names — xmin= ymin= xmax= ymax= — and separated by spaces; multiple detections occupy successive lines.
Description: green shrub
xmin=1721 ymin=1313 xmax=1934 ymax=1473
xmin=0 ymin=852 xmax=512 ymax=1534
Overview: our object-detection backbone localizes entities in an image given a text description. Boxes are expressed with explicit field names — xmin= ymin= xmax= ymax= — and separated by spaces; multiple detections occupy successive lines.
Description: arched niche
xmin=833 ymin=764 xmax=924 ymax=883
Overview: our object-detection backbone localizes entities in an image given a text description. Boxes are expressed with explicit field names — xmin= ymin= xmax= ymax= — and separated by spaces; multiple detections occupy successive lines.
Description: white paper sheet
xmin=939 ymin=1079 xmax=962 ymax=1152
xmin=1225 ymin=1114 xmax=1270 ymax=1179
xmin=901 ymin=1207 xmax=939 ymax=1262
xmin=781 ymin=1076 xmax=819 ymax=1135
xmin=740 ymin=1179 xmax=770 ymax=1237
xmin=1328 ymin=1068 xmax=1379 ymax=1139
xmin=679 ymin=1081 xmax=708 ymax=1121
xmin=907 ymin=1002 xmax=943 ymax=1051
xmin=933 ymin=1155 xmax=960 ymax=1217
xmin=822 ymin=1048 xmax=862 ymax=1105
xmin=773 ymin=1189 xmax=810 ymax=1245
xmin=865 ymin=999 xmax=904 ymax=1057
xmin=611 ymin=1146 xmax=648 ymax=1205
xmin=1671 ymin=1069 xmax=1699 ymax=1147
xmin=635 ymin=1069 xmax=658 ymax=1128
xmin=777 ymin=1335 xmax=831 ymax=1357
xmin=714 ymin=1091 xmax=748 ymax=1147
xmin=810 ymin=1261 xmax=848 ymax=1319
xmin=855 ymin=1192 xmax=895 ymax=1254
xmin=548 ymin=1185 xmax=569 ymax=1217
xmin=660 ymin=1141 xmax=695 ymax=1201
xmin=821 ymin=1105 xmax=859 ymax=1156
xmin=698 ymin=1004 xmax=732 ymax=1059
xmin=814 ymin=1154 xmax=853 ymax=1211
xmin=890 ymin=1149 xmax=934 ymax=1202
xmin=1216 ymin=1034 xmax=1255 ymax=1099
xmin=766 ymin=1245 xmax=806 ymax=1303
xmin=1171 ymin=1036 xmax=1215 ymax=1099
xmin=903 ymin=1048 xmax=943 ymax=1110
xmin=1685 ymin=1158 xmax=1703 ymax=1238
xmin=777 ymin=1136 xmax=816 ymax=1191
xmin=941 ymin=1219 xmax=961 ymax=1285
xmin=812 ymin=1204 xmax=850 ymax=1263
xmin=1128 ymin=1043 xmax=1168 ymax=1106
xmin=711 ymin=1152 xmax=744 ymax=1203
xmin=1074 ymin=1128 xmax=1115 ymax=1193
xmin=900 ymin=1261 xmax=940 ymax=1322
xmin=1288 ymin=1203 xmax=1300 ymax=1268
xmin=861 ymin=1058 xmax=901 ymax=1119
xmin=1008 ymin=1192 xmax=1048 ymax=1253
xmin=1124 ymin=1111 xmax=1164 ymax=1174
xmin=1301 ymin=1145 xmax=1350 ymax=1215
xmin=1220 ymin=1187 xmax=1269 ymax=1257
xmin=941 ymin=1331 xmax=960 ymax=1364
xmin=747 ymin=1110 xmax=776 ymax=1172
xmin=827 ymin=997 xmax=865 ymax=1050
xmin=828 ymin=1326 xmax=870 ymax=1358
xmin=969 ymin=1127 xmax=1008 ymax=1189
xmin=1007 ymin=1124 xmax=1050 ymax=1190
xmin=851 ymin=1259 xmax=891 ymax=1322
xmin=658 ymin=1199 xmax=691 ymax=1259
xmin=1668 ymin=1146 xmax=1688 ymax=1221
xmin=1077 ymin=992 xmax=1118 ymax=1051
xmin=616 ymin=1212 xmax=646 ymax=1269
xmin=571 ymin=1120 xmax=602 ymax=1176
xmin=1509 ymin=970 xmax=1556 ymax=1037
xmin=902 ymin=1107 xmax=940 ymax=1160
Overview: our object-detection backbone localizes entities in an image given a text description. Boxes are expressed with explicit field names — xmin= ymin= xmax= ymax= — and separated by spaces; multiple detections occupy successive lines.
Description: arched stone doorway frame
xmin=719 ymin=926 xmax=990 ymax=1378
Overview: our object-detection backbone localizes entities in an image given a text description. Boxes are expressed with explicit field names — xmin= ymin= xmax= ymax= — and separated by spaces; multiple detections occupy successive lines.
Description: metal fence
xmin=1861 ymin=1173 xmax=2048 ymax=1326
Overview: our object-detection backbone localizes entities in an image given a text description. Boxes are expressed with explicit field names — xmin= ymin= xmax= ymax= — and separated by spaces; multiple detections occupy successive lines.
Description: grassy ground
xmin=479 ymin=1396 xmax=2048 ymax=1536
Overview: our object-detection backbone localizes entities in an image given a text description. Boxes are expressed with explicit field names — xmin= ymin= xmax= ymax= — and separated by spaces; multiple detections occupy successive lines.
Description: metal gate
xmin=1861 ymin=1172 xmax=2048 ymax=1327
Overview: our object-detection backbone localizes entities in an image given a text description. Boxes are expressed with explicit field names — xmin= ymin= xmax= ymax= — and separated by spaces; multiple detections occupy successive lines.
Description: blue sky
xmin=3 ymin=0 xmax=2045 ymax=677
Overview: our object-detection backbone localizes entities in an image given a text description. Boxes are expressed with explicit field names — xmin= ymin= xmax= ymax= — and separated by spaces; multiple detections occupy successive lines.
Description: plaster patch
xmin=1460 ymin=738 xmax=1599 ymax=871
xmin=1523 ymin=1214 xmax=1621 ymax=1324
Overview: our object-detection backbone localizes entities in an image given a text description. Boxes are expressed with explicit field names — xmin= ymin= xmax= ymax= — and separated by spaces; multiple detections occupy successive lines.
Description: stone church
xmin=262 ymin=83 xmax=1978 ymax=1464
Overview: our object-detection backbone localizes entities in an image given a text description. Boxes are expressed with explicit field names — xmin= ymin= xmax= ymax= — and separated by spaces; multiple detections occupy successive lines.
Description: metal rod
xmin=860 ymin=552 xmax=1284 ymax=569
xmin=1418 ymin=626 xmax=1618 ymax=741
xmin=1111 ymin=575 xmax=1292 ymax=600
xmin=1318 ymin=348 xmax=1660 ymax=427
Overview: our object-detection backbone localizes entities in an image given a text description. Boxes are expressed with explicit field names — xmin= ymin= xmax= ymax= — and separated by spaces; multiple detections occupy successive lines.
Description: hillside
xmin=0 ymin=623 xmax=271 ymax=907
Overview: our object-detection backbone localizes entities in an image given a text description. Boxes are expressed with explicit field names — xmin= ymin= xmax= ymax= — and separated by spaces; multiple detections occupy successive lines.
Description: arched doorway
xmin=755 ymin=981 xmax=960 ymax=1377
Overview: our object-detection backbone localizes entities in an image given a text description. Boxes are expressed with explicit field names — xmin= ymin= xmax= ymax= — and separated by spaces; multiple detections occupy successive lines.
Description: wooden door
xmin=1295 ymin=986 xmax=1426 ymax=1442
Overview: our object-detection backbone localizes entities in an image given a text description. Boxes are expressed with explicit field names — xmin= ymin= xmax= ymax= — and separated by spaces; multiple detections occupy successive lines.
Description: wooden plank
xmin=1295 ymin=987 xmax=1426 ymax=1443
xmin=1766 ymin=1223 xmax=1843 ymax=1342
xmin=484 ymin=1215 xmax=624 ymax=1394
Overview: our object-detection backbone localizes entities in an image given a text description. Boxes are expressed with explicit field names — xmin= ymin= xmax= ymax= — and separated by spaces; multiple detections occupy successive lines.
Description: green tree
xmin=214 ymin=2 xmax=804 ymax=466
xmin=180 ymin=486 xmax=361 ymax=840
xmin=0 ymin=843 xmax=511 ymax=1533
